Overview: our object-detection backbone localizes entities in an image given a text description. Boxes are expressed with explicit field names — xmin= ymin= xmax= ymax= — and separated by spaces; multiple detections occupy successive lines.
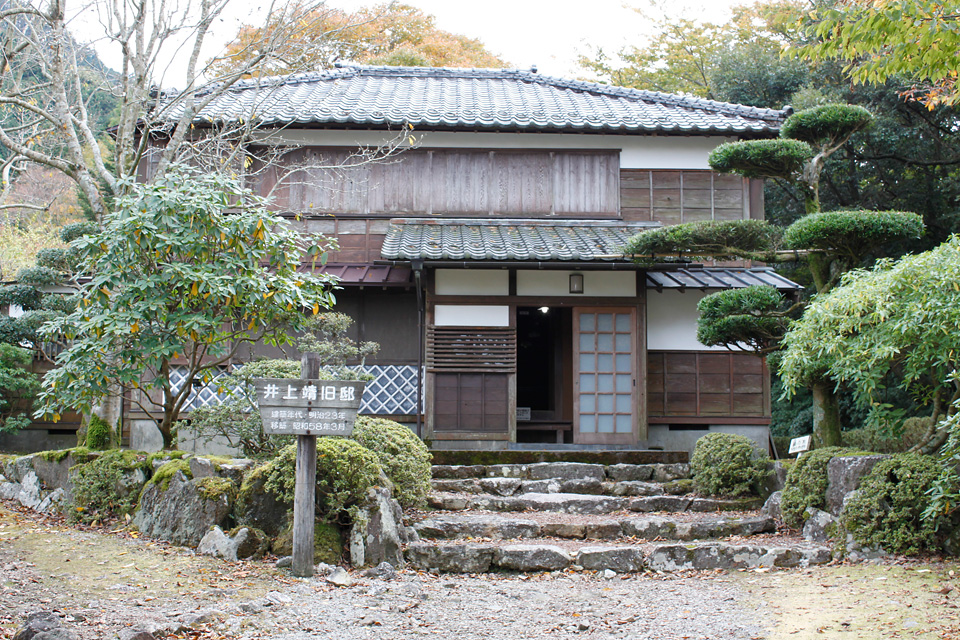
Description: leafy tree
xmin=793 ymin=0 xmax=960 ymax=108
xmin=36 ymin=166 xmax=338 ymax=447
xmin=0 ymin=344 xmax=39 ymax=433
xmin=780 ymin=236 xmax=960 ymax=454
xmin=208 ymin=2 xmax=507 ymax=78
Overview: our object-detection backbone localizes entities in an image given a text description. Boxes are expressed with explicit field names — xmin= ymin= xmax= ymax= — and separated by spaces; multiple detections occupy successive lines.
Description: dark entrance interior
xmin=516 ymin=306 xmax=572 ymax=443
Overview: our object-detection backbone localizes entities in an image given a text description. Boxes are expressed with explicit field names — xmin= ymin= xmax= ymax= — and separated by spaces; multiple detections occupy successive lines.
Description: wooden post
xmin=292 ymin=352 xmax=322 ymax=577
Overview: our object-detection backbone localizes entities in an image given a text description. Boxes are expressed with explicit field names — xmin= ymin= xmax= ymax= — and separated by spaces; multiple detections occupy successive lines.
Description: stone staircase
xmin=403 ymin=461 xmax=832 ymax=573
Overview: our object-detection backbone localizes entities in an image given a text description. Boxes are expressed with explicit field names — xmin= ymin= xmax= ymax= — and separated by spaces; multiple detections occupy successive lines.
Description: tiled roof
xmin=172 ymin=65 xmax=786 ymax=135
xmin=302 ymin=263 xmax=412 ymax=286
xmin=380 ymin=219 xmax=657 ymax=262
xmin=646 ymin=268 xmax=802 ymax=291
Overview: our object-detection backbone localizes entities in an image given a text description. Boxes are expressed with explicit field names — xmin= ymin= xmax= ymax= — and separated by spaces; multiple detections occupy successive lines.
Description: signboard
xmin=788 ymin=435 xmax=812 ymax=455
xmin=517 ymin=407 xmax=532 ymax=421
xmin=254 ymin=378 xmax=365 ymax=436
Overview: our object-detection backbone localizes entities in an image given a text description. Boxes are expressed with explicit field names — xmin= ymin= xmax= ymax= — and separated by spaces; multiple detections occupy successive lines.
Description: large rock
xmin=12 ymin=612 xmax=72 ymax=640
xmin=32 ymin=451 xmax=94 ymax=491
xmin=761 ymin=491 xmax=783 ymax=522
xmin=478 ymin=477 xmax=522 ymax=496
xmin=404 ymin=543 xmax=495 ymax=573
xmin=494 ymin=545 xmax=572 ymax=571
xmin=647 ymin=543 xmax=831 ymax=571
xmin=430 ymin=465 xmax=485 ymax=479
xmin=605 ymin=464 xmax=654 ymax=482
xmin=36 ymin=488 xmax=65 ymax=514
xmin=652 ymin=463 xmax=690 ymax=482
xmin=576 ymin=546 xmax=646 ymax=572
xmin=802 ymin=508 xmax=837 ymax=543
xmin=198 ymin=526 xmax=266 ymax=561
xmin=350 ymin=487 xmax=404 ymax=568
xmin=133 ymin=471 xmax=234 ymax=547
xmin=758 ymin=461 xmax=788 ymax=499
xmin=826 ymin=455 xmax=887 ymax=516
xmin=234 ymin=468 xmax=289 ymax=538
xmin=17 ymin=472 xmax=42 ymax=510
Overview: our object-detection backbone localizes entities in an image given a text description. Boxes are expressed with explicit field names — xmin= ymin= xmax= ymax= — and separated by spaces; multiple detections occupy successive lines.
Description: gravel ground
xmin=0 ymin=502 xmax=769 ymax=640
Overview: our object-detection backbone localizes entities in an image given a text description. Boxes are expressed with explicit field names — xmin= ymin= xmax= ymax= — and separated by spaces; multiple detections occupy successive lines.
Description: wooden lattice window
xmin=426 ymin=326 xmax=517 ymax=373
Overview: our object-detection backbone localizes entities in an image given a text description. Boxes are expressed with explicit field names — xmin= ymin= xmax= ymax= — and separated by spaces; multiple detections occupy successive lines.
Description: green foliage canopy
xmin=696 ymin=285 xmax=793 ymax=353
xmin=779 ymin=236 xmax=960 ymax=434
xmin=624 ymin=220 xmax=781 ymax=260
xmin=36 ymin=166 xmax=338 ymax=444
xmin=782 ymin=210 xmax=925 ymax=261
xmin=779 ymin=104 xmax=873 ymax=147
xmin=708 ymin=139 xmax=812 ymax=181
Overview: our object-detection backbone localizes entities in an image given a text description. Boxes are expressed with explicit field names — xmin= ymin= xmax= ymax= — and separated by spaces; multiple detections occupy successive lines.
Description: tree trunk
xmin=812 ymin=383 xmax=842 ymax=448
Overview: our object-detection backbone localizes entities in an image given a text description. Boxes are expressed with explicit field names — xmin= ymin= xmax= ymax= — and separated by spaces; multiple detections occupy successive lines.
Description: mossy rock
xmin=68 ymin=449 xmax=150 ymax=523
xmin=145 ymin=450 xmax=191 ymax=467
xmin=781 ymin=447 xmax=872 ymax=529
xmin=662 ymin=478 xmax=695 ymax=495
xmin=85 ymin=416 xmax=117 ymax=450
xmin=271 ymin=521 xmax=343 ymax=565
xmin=196 ymin=476 xmax=237 ymax=503
xmin=235 ymin=463 xmax=289 ymax=538
xmin=36 ymin=446 xmax=93 ymax=465
xmin=227 ymin=526 xmax=270 ymax=559
xmin=145 ymin=459 xmax=193 ymax=493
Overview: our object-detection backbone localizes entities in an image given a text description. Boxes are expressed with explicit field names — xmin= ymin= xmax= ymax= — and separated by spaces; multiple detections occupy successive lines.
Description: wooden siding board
xmin=647 ymin=351 xmax=770 ymax=420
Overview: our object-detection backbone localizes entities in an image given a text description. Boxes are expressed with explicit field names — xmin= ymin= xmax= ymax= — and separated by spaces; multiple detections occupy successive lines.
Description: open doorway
xmin=516 ymin=306 xmax=572 ymax=443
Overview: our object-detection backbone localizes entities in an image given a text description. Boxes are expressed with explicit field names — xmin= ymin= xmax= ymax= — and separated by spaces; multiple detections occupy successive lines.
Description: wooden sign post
xmin=254 ymin=353 xmax=365 ymax=577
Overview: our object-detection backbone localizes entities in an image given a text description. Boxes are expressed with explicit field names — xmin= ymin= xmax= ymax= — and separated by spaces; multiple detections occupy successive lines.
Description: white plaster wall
xmin=259 ymin=130 xmax=734 ymax=170
xmin=646 ymin=289 xmax=729 ymax=351
xmin=648 ymin=424 xmax=771 ymax=456
xmin=434 ymin=305 xmax=510 ymax=327
xmin=516 ymin=271 xmax=635 ymax=297
xmin=435 ymin=269 xmax=509 ymax=295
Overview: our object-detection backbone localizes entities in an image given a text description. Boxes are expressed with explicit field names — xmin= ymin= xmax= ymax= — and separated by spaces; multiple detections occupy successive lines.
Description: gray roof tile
xmin=171 ymin=65 xmax=786 ymax=135
xmin=646 ymin=268 xmax=801 ymax=291
xmin=381 ymin=218 xmax=657 ymax=261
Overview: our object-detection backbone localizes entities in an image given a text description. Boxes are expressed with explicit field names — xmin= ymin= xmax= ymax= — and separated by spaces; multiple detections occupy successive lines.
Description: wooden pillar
xmin=292 ymin=352 xmax=322 ymax=577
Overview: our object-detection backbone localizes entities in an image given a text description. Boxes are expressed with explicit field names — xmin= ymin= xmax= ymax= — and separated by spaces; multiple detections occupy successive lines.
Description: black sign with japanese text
xmin=253 ymin=378 xmax=365 ymax=436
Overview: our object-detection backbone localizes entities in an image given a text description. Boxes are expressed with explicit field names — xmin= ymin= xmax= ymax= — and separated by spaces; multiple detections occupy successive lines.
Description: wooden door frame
xmin=572 ymin=306 xmax=640 ymax=446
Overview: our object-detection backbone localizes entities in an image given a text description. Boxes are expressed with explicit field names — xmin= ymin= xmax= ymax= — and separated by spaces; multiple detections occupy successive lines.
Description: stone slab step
xmin=432 ymin=462 xmax=690 ymax=483
xmin=404 ymin=540 xmax=832 ymax=573
xmin=428 ymin=492 xmax=764 ymax=515
xmin=413 ymin=513 xmax=775 ymax=542
xmin=431 ymin=477 xmax=693 ymax=497
xmin=430 ymin=450 xmax=688 ymax=466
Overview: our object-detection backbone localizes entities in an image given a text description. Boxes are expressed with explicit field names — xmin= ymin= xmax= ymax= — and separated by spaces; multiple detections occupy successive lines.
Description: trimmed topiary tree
xmin=352 ymin=416 xmax=432 ymax=508
xmin=841 ymin=453 xmax=943 ymax=555
xmin=690 ymin=432 xmax=770 ymax=497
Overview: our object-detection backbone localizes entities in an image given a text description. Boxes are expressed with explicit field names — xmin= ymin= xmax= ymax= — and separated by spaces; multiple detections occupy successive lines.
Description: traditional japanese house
xmin=149 ymin=64 xmax=801 ymax=453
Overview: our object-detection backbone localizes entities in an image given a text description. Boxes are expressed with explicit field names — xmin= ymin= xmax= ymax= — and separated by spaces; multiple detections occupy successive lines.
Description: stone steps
xmin=413 ymin=512 xmax=776 ymax=542
xmin=403 ymin=459 xmax=821 ymax=574
xmin=428 ymin=492 xmax=764 ymax=515
xmin=403 ymin=540 xmax=832 ymax=573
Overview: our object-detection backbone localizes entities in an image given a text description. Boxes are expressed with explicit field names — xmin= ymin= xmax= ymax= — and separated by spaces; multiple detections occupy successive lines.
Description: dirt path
xmin=0 ymin=502 xmax=958 ymax=640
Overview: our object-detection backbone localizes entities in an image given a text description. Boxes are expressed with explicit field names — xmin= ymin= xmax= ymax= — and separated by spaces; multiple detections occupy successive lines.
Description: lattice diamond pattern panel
xmin=169 ymin=366 xmax=239 ymax=412
xmin=170 ymin=364 xmax=420 ymax=415
xmin=359 ymin=365 xmax=421 ymax=415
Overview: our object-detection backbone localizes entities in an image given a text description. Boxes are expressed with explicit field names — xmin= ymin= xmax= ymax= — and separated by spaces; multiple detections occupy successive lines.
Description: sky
xmin=75 ymin=0 xmax=750 ymax=86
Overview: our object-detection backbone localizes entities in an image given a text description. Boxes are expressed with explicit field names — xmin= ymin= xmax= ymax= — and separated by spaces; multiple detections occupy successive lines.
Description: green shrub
xmin=690 ymin=432 xmax=770 ymax=497
xmin=696 ymin=286 xmax=790 ymax=351
xmin=708 ymin=139 xmax=812 ymax=180
xmin=841 ymin=453 xmax=943 ymax=555
xmin=780 ymin=446 xmax=869 ymax=527
xmin=69 ymin=449 xmax=149 ymax=523
xmin=263 ymin=439 xmax=382 ymax=522
xmin=352 ymin=416 xmax=432 ymax=508
xmin=779 ymin=104 xmax=872 ymax=146
xmin=624 ymin=219 xmax=780 ymax=259
xmin=85 ymin=415 xmax=116 ymax=450
xmin=782 ymin=210 xmax=924 ymax=259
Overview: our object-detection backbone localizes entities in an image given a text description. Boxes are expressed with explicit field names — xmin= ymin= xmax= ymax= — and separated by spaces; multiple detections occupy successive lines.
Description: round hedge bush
xmin=782 ymin=210 xmax=924 ymax=259
xmin=690 ymin=432 xmax=769 ymax=497
xmin=840 ymin=453 xmax=942 ymax=555
xmin=352 ymin=416 xmax=432 ymax=508
xmin=263 ymin=438 xmax=382 ymax=522
xmin=708 ymin=139 xmax=812 ymax=180
xmin=780 ymin=446 xmax=873 ymax=528
xmin=779 ymin=104 xmax=873 ymax=146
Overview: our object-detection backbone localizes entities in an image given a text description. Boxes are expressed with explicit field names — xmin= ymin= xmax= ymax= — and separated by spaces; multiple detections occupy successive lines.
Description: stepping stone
xmin=628 ymin=496 xmax=694 ymax=512
xmin=414 ymin=514 xmax=541 ymax=540
xmin=576 ymin=546 xmax=646 ymax=572
xmin=646 ymin=542 xmax=832 ymax=571
xmin=521 ymin=478 xmax=604 ymax=495
xmin=605 ymin=464 xmax=655 ymax=482
xmin=506 ymin=493 xmax=626 ymax=515
xmin=605 ymin=481 xmax=664 ymax=497
xmin=404 ymin=543 xmax=496 ymax=573
xmin=525 ymin=462 xmax=606 ymax=481
xmin=432 ymin=465 xmax=486 ymax=480
xmin=495 ymin=545 xmax=572 ymax=571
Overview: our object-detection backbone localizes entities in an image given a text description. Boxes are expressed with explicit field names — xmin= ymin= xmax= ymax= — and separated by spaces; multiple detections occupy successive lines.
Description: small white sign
xmin=517 ymin=407 xmax=531 ymax=421
xmin=254 ymin=378 xmax=365 ymax=436
xmin=788 ymin=435 xmax=812 ymax=455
